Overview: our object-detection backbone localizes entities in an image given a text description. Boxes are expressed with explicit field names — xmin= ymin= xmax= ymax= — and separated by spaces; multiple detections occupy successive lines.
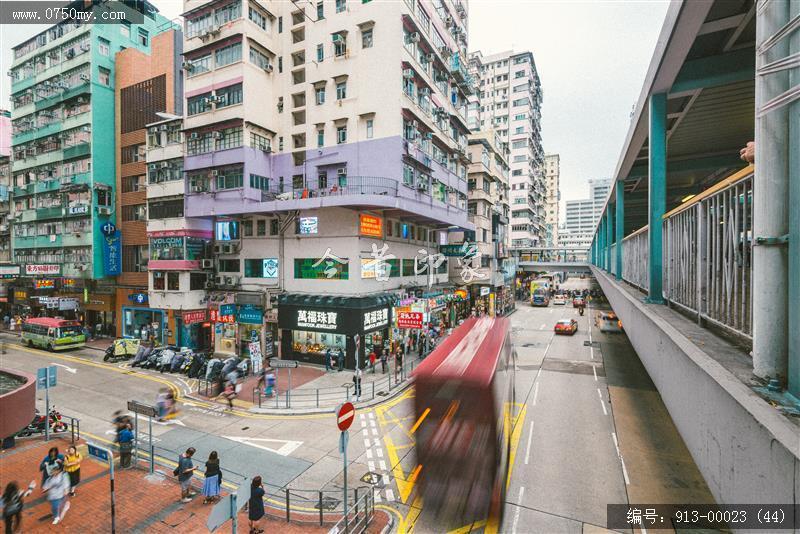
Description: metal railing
xmin=328 ymin=486 xmax=375 ymax=534
xmin=253 ymin=357 xmax=419 ymax=410
xmin=621 ymin=225 xmax=649 ymax=291
xmin=663 ymin=168 xmax=754 ymax=339
xmin=260 ymin=176 xmax=399 ymax=202
xmin=617 ymin=168 xmax=754 ymax=341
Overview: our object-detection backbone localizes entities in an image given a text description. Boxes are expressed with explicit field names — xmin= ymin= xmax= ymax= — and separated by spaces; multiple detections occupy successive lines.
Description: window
xmin=148 ymin=198 xmax=184 ymax=219
xmin=336 ymin=0 xmax=346 ymax=13
xmin=337 ymin=125 xmax=347 ymax=144
xmin=187 ymin=54 xmax=211 ymax=76
xmin=249 ymin=46 xmax=271 ymax=70
xmin=362 ymin=28 xmax=373 ymax=48
xmin=270 ymin=219 xmax=279 ymax=235
xmin=190 ymin=272 xmax=208 ymax=290
xmin=249 ymin=174 xmax=270 ymax=190
xmin=215 ymin=42 xmax=242 ymax=68
xmin=216 ymin=83 xmax=243 ymax=108
xmin=336 ymin=81 xmax=346 ymax=100
xmin=218 ymin=259 xmax=240 ymax=273
xmin=122 ymin=175 xmax=146 ymax=192
xmin=148 ymin=160 xmax=183 ymax=184
xmin=514 ymin=127 xmax=524 ymax=134
xmin=278 ymin=16 xmax=283 ymax=33
xmin=215 ymin=1 xmax=242 ymax=25
xmin=315 ymin=85 xmax=326 ymax=104
xmin=317 ymin=129 xmax=324 ymax=147
xmin=138 ymin=28 xmax=149 ymax=46
xmin=215 ymin=127 xmax=243 ymax=151
xmin=251 ymin=132 xmax=271 ymax=152
xmin=317 ymin=2 xmax=324 ymax=19
xmin=257 ymin=219 xmax=266 ymax=236
xmin=187 ymin=133 xmax=213 ymax=155
xmin=366 ymin=119 xmax=373 ymax=139
xmin=243 ymin=219 xmax=253 ymax=236
xmin=120 ymin=21 xmax=130 ymax=37
xmin=98 ymin=38 xmax=110 ymax=56
xmin=249 ymin=6 xmax=269 ymax=30
xmin=121 ymin=144 xmax=145 ymax=164
xmin=216 ymin=166 xmax=244 ymax=190
xmin=99 ymin=67 xmax=110 ymax=86
xmin=333 ymin=33 xmax=346 ymax=57
xmin=245 ymin=259 xmax=277 ymax=278
xmin=122 ymin=204 xmax=147 ymax=221
xmin=187 ymin=92 xmax=212 ymax=115
xmin=316 ymin=43 xmax=324 ymax=62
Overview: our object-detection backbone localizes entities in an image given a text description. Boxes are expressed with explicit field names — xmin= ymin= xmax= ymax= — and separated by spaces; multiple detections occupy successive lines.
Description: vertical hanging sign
xmin=102 ymin=222 xmax=121 ymax=276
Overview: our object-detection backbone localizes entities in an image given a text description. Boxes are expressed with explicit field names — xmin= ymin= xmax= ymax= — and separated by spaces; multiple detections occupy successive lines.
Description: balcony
xmin=449 ymin=53 xmax=475 ymax=95
xmin=259 ymin=176 xmax=399 ymax=202
xmin=36 ymin=206 xmax=64 ymax=220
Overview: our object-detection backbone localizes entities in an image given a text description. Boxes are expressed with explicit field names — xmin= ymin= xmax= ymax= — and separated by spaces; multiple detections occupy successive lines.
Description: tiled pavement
xmin=1 ymin=437 xmax=389 ymax=533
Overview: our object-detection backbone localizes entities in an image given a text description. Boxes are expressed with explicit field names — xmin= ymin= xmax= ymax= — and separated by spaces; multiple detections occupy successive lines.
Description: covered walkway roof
xmin=597 ymin=0 xmax=756 ymax=236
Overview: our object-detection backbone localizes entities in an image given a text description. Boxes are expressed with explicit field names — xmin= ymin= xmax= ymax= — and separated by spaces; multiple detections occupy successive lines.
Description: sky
xmin=1 ymin=0 xmax=671 ymax=218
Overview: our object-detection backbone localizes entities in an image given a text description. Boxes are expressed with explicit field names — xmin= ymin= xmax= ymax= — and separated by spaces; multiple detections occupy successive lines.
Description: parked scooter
xmin=17 ymin=407 xmax=67 ymax=437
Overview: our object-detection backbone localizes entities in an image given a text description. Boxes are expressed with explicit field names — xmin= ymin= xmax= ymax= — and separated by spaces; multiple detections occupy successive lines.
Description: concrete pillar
xmin=615 ymin=183 xmax=624 ymax=280
xmin=753 ymin=1 xmax=790 ymax=383
xmin=647 ymin=93 xmax=666 ymax=303
xmin=788 ymin=0 xmax=800 ymax=396
xmin=606 ymin=209 xmax=613 ymax=273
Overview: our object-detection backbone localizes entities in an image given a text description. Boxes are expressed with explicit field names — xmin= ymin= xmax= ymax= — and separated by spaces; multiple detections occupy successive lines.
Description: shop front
xmin=210 ymin=302 xmax=238 ymax=357
xmin=121 ymin=306 xmax=166 ymax=343
xmin=177 ymin=309 xmax=210 ymax=350
xmin=278 ymin=294 xmax=393 ymax=370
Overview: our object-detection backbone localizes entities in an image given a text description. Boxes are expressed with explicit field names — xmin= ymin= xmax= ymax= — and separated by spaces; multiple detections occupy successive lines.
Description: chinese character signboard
xmin=363 ymin=308 xmax=389 ymax=332
xmin=359 ymin=215 xmax=383 ymax=237
xmin=439 ymin=244 xmax=465 ymax=257
xmin=183 ymin=310 xmax=207 ymax=324
xmin=238 ymin=305 xmax=263 ymax=324
xmin=0 ymin=265 xmax=20 ymax=279
xmin=25 ymin=264 xmax=60 ymax=276
xmin=103 ymin=230 xmax=122 ymax=276
xmin=210 ymin=310 xmax=236 ymax=323
xmin=220 ymin=304 xmax=237 ymax=316
xmin=396 ymin=311 xmax=423 ymax=329
xmin=34 ymin=279 xmax=55 ymax=289
xmin=296 ymin=310 xmax=338 ymax=330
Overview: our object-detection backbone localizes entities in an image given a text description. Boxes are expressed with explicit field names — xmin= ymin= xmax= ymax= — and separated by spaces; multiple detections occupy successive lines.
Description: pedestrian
xmin=380 ymin=350 xmax=387 ymax=374
xmin=395 ymin=348 xmax=403 ymax=380
xmin=418 ymin=332 xmax=426 ymax=357
xmin=63 ymin=446 xmax=82 ymax=497
xmin=42 ymin=465 xmax=70 ymax=525
xmin=337 ymin=347 xmax=344 ymax=372
xmin=118 ymin=424 xmax=134 ymax=468
xmin=265 ymin=370 xmax=276 ymax=397
xmin=2 ymin=315 xmax=9 ymax=330
xmin=353 ymin=367 xmax=362 ymax=400
xmin=220 ymin=381 xmax=236 ymax=411
xmin=175 ymin=447 xmax=197 ymax=503
xmin=325 ymin=348 xmax=332 ymax=371
xmin=368 ymin=349 xmax=376 ymax=374
xmin=39 ymin=447 xmax=64 ymax=486
xmin=2 ymin=480 xmax=35 ymax=534
xmin=248 ymin=476 xmax=265 ymax=534
xmin=202 ymin=451 xmax=222 ymax=504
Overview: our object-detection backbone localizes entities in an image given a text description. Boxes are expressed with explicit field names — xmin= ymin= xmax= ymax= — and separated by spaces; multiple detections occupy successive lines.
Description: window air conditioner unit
xmin=201 ymin=259 xmax=214 ymax=269
xmin=417 ymin=182 xmax=429 ymax=191
xmin=215 ymin=275 xmax=226 ymax=285
xmin=77 ymin=97 xmax=87 ymax=104
xmin=214 ymin=244 xmax=224 ymax=254
xmin=189 ymin=132 xmax=199 ymax=140
xmin=222 ymin=244 xmax=234 ymax=254
xmin=409 ymin=32 xmax=420 ymax=43
xmin=211 ymin=169 xmax=219 ymax=177
xmin=225 ymin=275 xmax=240 ymax=286
xmin=209 ymin=27 xmax=221 ymax=36
xmin=160 ymin=161 xmax=170 ymax=169
xmin=403 ymin=69 xmax=414 ymax=79
xmin=79 ymin=74 xmax=90 ymax=82
xmin=443 ymin=15 xmax=453 ymax=26
xmin=205 ymin=280 xmax=216 ymax=289
xmin=212 ymin=131 xmax=223 ymax=139
xmin=98 ymin=206 xmax=111 ymax=215
xmin=263 ymin=64 xmax=273 ymax=73
xmin=149 ymin=163 xmax=158 ymax=170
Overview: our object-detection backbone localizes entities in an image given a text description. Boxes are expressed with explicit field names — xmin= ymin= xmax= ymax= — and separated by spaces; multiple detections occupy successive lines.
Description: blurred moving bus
xmin=22 ymin=318 xmax=86 ymax=351
xmin=413 ymin=317 xmax=516 ymax=529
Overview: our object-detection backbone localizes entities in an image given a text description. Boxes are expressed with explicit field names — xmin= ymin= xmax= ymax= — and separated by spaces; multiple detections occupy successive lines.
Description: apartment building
xmin=114 ymin=28 xmax=192 ymax=345
xmin=468 ymin=49 xmax=544 ymax=249
xmin=180 ymin=0 xmax=473 ymax=368
xmin=544 ymin=153 xmax=560 ymax=247
xmin=449 ymin=130 xmax=515 ymax=316
xmin=8 ymin=1 xmax=171 ymax=328
xmin=564 ymin=177 xmax=611 ymax=234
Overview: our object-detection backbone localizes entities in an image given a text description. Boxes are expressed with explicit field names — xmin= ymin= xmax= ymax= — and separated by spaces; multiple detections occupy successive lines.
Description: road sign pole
xmin=44 ymin=368 xmax=50 ymax=442
xmin=288 ymin=368 xmax=292 ymax=408
xmin=230 ymin=493 xmax=237 ymax=534
xmin=110 ymin=450 xmax=116 ymax=534
xmin=342 ymin=430 xmax=348 ymax=527
xmin=133 ymin=412 xmax=139 ymax=466
xmin=148 ymin=415 xmax=154 ymax=474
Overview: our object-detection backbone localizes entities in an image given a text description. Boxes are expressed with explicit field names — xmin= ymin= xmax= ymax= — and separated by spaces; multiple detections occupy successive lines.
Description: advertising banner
xmin=396 ymin=311 xmax=423 ymax=329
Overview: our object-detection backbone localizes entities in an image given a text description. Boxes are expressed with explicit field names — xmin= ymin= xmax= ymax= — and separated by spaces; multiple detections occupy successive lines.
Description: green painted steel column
xmin=787 ymin=0 xmax=800 ymax=397
xmin=615 ymin=183 xmax=624 ymax=280
xmin=647 ymin=93 xmax=667 ymax=303
xmin=598 ymin=217 xmax=605 ymax=270
xmin=606 ymin=209 xmax=613 ymax=274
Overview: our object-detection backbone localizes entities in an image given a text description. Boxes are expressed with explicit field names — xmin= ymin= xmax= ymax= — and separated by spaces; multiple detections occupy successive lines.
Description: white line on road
xmin=376 ymin=448 xmax=383 ymax=458
xmin=363 ymin=439 xmax=371 ymax=449
xmin=620 ymin=456 xmax=631 ymax=485
xmin=371 ymin=427 xmax=378 ymax=436
xmin=374 ymin=489 xmax=382 ymax=503
xmin=597 ymin=388 xmax=602 ymax=399
xmin=369 ymin=419 xmax=376 ymax=428
xmin=590 ymin=346 xmax=594 ymax=360
xmin=511 ymin=486 xmax=525 ymax=534
xmin=612 ymin=432 xmax=620 ymax=455
xmin=532 ymin=382 xmax=539 ymax=406
xmin=379 ymin=460 xmax=387 ymax=471
xmin=385 ymin=489 xmax=395 ymax=501
xmin=593 ymin=365 xmax=598 ymax=381
xmin=599 ymin=397 xmax=608 ymax=415
xmin=373 ymin=438 xmax=381 ymax=447
xmin=368 ymin=461 xmax=376 ymax=472
xmin=366 ymin=448 xmax=373 ymax=459
xmin=367 ymin=411 xmax=375 ymax=419
xmin=524 ymin=422 xmax=534 ymax=465
xmin=549 ymin=308 xmax=553 ymax=313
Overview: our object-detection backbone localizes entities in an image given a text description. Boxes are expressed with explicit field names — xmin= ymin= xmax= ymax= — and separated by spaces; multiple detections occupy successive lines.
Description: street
xmin=2 ymin=281 xmax=714 ymax=533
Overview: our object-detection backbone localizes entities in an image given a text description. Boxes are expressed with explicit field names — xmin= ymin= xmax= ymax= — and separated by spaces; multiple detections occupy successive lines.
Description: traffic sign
xmin=36 ymin=366 xmax=57 ymax=390
xmin=269 ymin=358 xmax=298 ymax=369
xmin=88 ymin=443 xmax=111 ymax=463
xmin=127 ymin=400 xmax=158 ymax=418
xmin=336 ymin=402 xmax=355 ymax=431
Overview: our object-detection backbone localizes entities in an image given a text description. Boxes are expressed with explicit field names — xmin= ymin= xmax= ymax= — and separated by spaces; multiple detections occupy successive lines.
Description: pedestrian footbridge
xmin=589 ymin=0 xmax=799 ymax=509
xmin=517 ymin=261 xmax=591 ymax=273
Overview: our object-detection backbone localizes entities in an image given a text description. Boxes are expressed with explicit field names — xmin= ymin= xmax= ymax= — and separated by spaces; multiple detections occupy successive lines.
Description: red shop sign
xmin=183 ymin=310 xmax=207 ymax=325
xmin=396 ymin=311 xmax=423 ymax=329
xmin=210 ymin=310 xmax=235 ymax=323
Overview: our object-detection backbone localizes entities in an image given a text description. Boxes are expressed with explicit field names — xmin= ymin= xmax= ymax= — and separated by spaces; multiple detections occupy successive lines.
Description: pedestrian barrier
xmin=252 ymin=357 xmax=421 ymax=410
xmin=327 ymin=486 xmax=375 ymax=534
xmin=66 ymin=415 xmax=80 ymax=443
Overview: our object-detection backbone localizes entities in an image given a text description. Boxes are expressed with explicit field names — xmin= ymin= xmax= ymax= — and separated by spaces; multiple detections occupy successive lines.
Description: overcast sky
xmin=1 ymin=0 xmax=671 ymax=218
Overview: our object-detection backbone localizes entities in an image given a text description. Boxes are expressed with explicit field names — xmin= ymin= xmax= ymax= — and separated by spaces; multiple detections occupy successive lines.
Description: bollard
xmin=372 ymin=381 xmax=375 ymax=400
xmin=285 ymin=488 xmax=290 ymax=522
xmin=316 ymin=389 xmax=319 ymax=408
xmin=285 ymin=390 xmax=290 ymax=409
xmin=319 ymin=491 xmax=324 ymax=526
xmin=149 ymin=444 xmax=154 ymax=475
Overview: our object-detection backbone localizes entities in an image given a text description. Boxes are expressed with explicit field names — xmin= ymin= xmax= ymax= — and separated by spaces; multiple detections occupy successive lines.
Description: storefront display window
xmin=150 ymin=236 xmax=184 ymax=260
xmin=292 ymin=330 xmax=345 ymax=355
xmin=122 ymin=308 xmax=163 ymax=342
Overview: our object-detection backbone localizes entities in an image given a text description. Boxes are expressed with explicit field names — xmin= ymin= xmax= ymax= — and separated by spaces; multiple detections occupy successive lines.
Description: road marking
xmin=371 ymin=427 xmax=378 ymax=436
xmin=363 ymin=438 xmax=371 ymax=449
xmin=367 ymin=411 xmax=375 ymax=419
xmin=620 ymin=456 xmax=631 ymax=485
xmin=153 ymin=418 xmax=186 ymax=427
xmin=50 ymin=363 xmax=77 ymax=374
xmin=593 ymin=365 xmax=598 ymax=381
xmin=366 ymin=448 xmax=373 ymax=459
xmin=385 ymin=489 xmax=395 ymax=501
xmin=590 ymin=346 xmax=594 ymax=359
xmin=379 ymin=460 xmax=387 ymax=471
xmin=368 ymin=460 xmax=376 ymax=472
xmin=376 ymin=447 xmax=383 ymax=458
xmin=524 ymin=422 xmax=534 ymax=465
xmin=369 ymin=419 xmax=376 ymax=427
xmin=223 ymin=436 xmax=303 ymax=456
xmin=373 ymin=438 xmax=381 ymax=447
xmin=409 ymin=407 xmax=430 ymax=434
xmin=374 ymin=489 xmax=382 ymax=503
xmin=532 ymin=382 xmax=539 ymax=406
xmin=176 ymin=377 xmax=192 ymax=395
xmin=597 ymin=388 xmax=602 ymax=399
xmin=511 ymin=486 xmax=525 ymax=534
xmin=612 ymin=432 xmax=620 ymax=454
xmin=549 ymin=308 xmax=553 ymax=313
xmin=599 ymin=397 xmax=608 ymax=415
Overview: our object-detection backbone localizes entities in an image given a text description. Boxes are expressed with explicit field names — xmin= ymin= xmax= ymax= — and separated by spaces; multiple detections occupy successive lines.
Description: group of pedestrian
xmin=172 ymin=447 xmax=266 ymax=533
xmin=112 ymin=410 xmax=135 ymax=468
xmin=324 ymin=347 xmax=346 ymax=372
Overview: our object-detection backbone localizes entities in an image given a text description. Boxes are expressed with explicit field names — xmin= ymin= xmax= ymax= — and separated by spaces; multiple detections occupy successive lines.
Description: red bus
xmin=412 ymin=316 xmax=516 ymax=529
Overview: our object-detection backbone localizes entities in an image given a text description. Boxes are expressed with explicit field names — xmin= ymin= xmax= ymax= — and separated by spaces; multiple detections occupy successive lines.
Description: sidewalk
xmin=0 ymin=436 xmax=389 ymax=533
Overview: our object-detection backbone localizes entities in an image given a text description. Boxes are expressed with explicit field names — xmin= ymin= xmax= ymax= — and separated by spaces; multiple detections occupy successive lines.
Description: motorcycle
xmin=103 ymin=338 xmax=141 ymax=362
xmin=17 ymin=407 xmax=67 ymax=437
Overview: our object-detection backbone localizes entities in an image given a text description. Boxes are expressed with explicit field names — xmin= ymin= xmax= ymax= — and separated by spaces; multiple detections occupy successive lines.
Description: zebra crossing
xmin=360 ymin=411 xmax=395 ymax=502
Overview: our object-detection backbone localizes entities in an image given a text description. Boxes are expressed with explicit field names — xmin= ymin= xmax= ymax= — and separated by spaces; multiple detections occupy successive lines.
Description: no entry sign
xmin=336 ymin=402 xmax=355 ymax=431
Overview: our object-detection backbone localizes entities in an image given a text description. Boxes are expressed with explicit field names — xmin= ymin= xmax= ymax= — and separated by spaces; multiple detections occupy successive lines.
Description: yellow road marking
xmin=506 ymin=402 xmax=527 ymax=489
xmin=403 ymin=495 xmax=424 ymax=532
xmin=375 ymin=505 xmax=406 ymax=533
xmin=383 ymin=432 xmax=416 ymax=503
xmin=447 ymin=519 xmax=488 ymax=534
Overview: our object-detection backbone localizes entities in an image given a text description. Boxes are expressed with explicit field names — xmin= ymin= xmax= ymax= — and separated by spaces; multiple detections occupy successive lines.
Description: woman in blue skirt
xmin=202 ymin=451 xmax=221 ymax=504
